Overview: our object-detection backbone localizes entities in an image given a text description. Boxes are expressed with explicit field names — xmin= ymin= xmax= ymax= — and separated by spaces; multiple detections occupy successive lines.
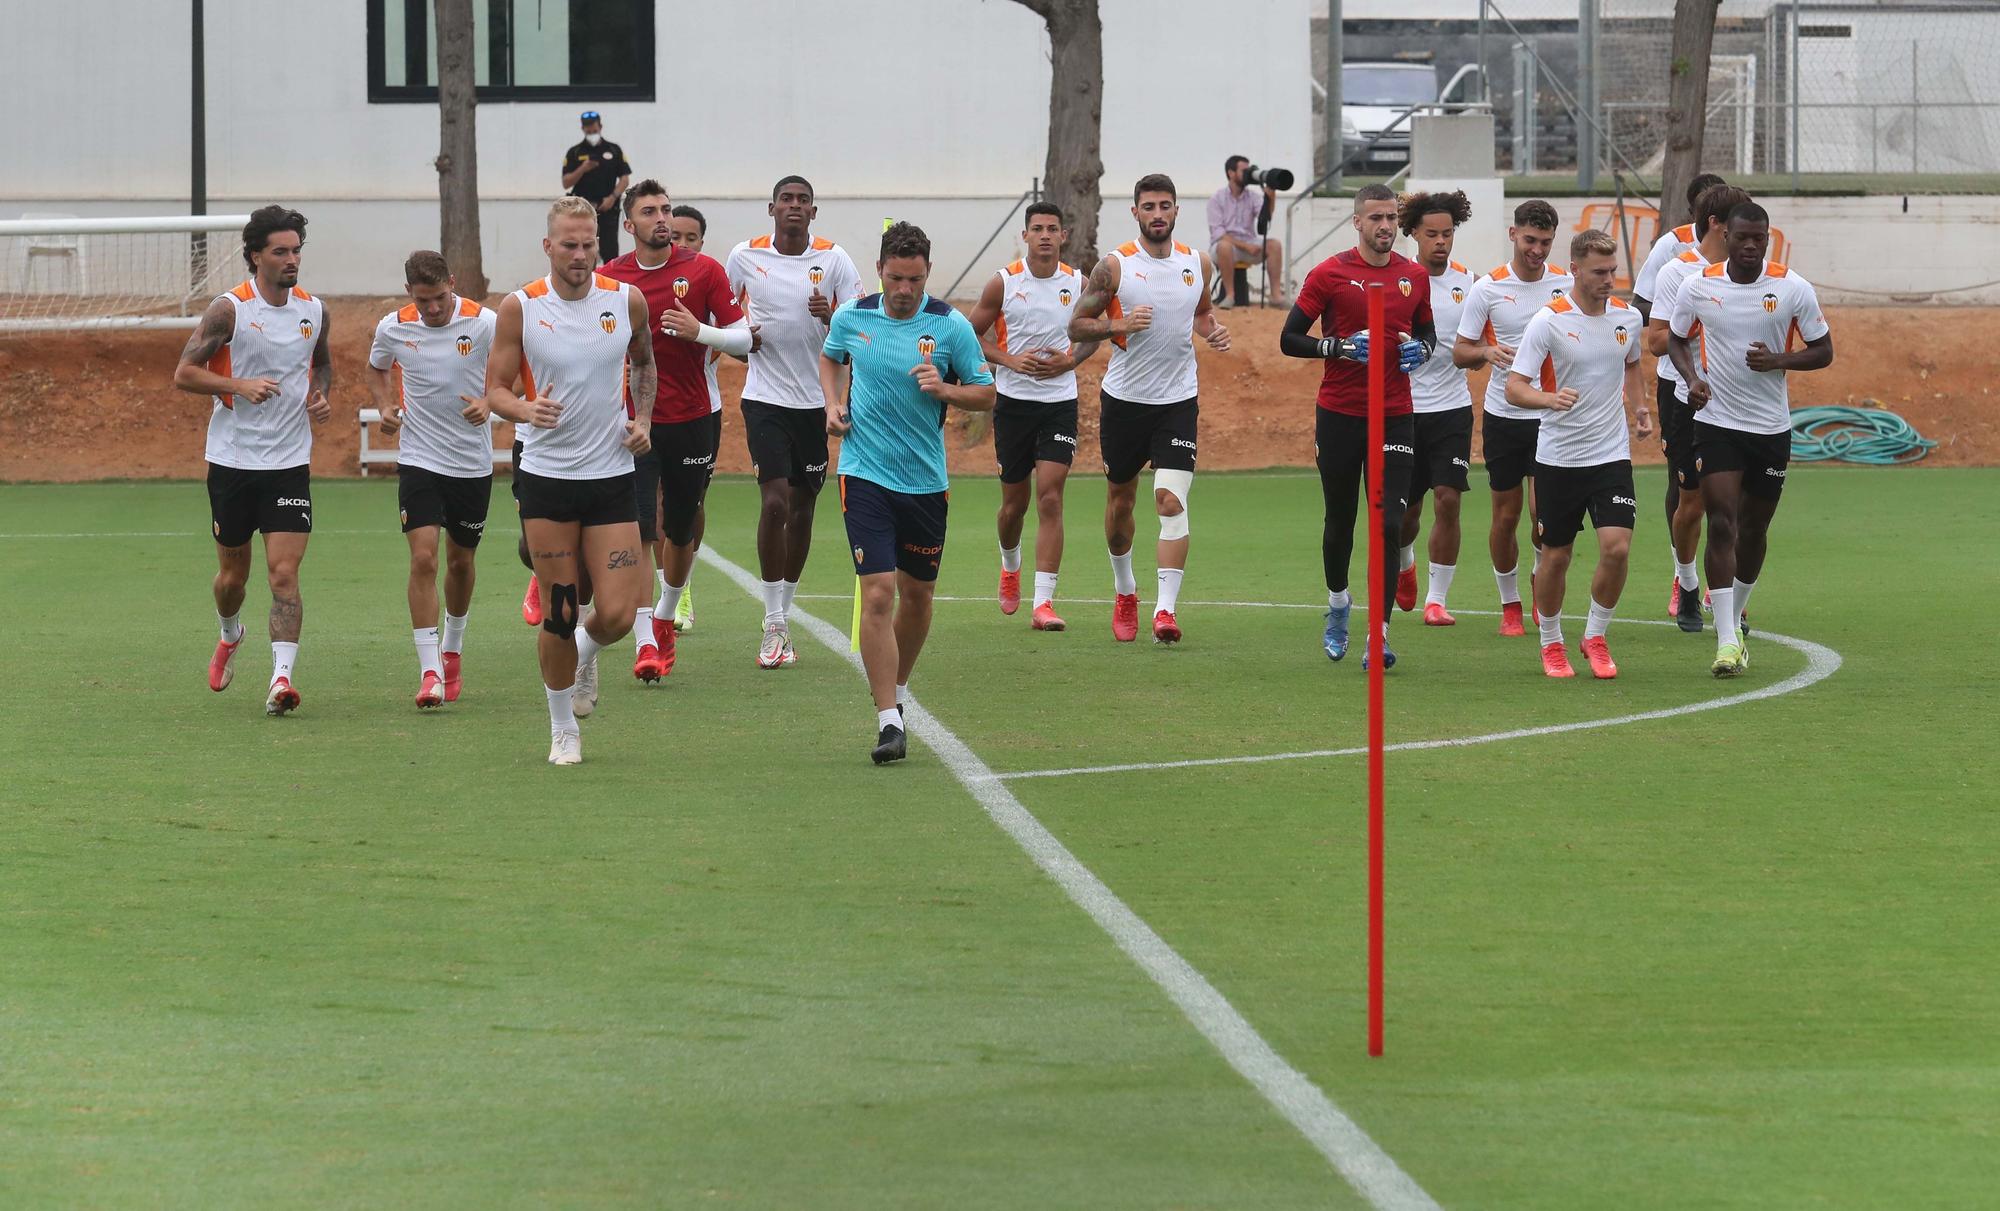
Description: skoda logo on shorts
xmin=598 ymin=310 xmax=617 ymax=334
xmin=1181 ymin=268 xmax=1196 ymax=287
xmin=853 ymin=545 xmax=866 ymax=564
xmin=298 ymin=318 xmax=314 ymax=340
xmin=455 ymin=334 xmax=473 ymax=356
xmin=672 ymin=276 xmax=690 ymax=299
xmin=1762 ymin=292 xmax=1778 ymax=313
xmin=399 ymin=508 xmax=408 ymax=525
xmin=1059 ymin=287 xmax=1073 ymax=306
xmin=808 ymin=266 xmax=826 ymax=286
xmin=917 ymin=335 xmax=936 ymax=358
xmin=1397 ymin=277 xmax=1412 ymax=297
xmin=1451 ymin=286 xmax=1465 ymax=304
xmin=1614 ymin=325 xmax=1629 ymax=346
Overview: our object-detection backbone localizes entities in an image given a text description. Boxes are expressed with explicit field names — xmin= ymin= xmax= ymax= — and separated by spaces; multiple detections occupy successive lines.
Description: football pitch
xmin=2 ymin=468 xmax=1995 ymax=1208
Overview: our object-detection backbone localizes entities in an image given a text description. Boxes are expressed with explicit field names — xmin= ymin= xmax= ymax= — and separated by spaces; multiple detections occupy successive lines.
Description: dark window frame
xmin=366 ymin=0 xmax=655 ymax=104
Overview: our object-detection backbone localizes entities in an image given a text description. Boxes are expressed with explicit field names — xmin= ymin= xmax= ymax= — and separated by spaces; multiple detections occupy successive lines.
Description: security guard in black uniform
xmin=561 ymin=110 xmax=632 ymax=263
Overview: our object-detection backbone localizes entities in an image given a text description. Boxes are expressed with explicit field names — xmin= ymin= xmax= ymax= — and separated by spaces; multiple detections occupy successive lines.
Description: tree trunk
xmin=1657 ymin=0 xmax=1722 ymax=227
xmin=434 ymin=0 xmax=488 ymax=297
xmin=1014 ymin=0 xmax=1104 ymax=268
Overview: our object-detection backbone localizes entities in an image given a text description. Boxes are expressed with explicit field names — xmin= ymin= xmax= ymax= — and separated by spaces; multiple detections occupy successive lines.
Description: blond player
xmin=1395 ymin=190 xmax=1479 ymax=625
xmin=366 ymin=251 xmax=498 ymax=708
xmin=1506 ymin=230 xmax=1652 ymax=679
xmin=966 ymin=202 xmax=1100 ymax=630
xmin=1453 ymin=199 xmax=1571 ymax=636
xmin=173 ymin=205 xmax=332 ymax=717
xmin=1068 ymin=174 xmax=1230 ymax=645
xmin=1666 ymin=201 xmax=1833 ymax=678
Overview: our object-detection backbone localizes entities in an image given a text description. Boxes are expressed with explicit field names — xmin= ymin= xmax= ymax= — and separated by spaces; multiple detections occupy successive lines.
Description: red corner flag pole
xmin=1365 ymin=282 xmax=1387 ymax=1058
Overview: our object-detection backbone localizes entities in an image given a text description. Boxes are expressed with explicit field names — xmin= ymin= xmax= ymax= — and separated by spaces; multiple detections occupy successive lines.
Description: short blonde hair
xmin=547 ymin=195 xmax=598 ymax=231
xmin=1570 ymin=228 xmax=1618 ymax=262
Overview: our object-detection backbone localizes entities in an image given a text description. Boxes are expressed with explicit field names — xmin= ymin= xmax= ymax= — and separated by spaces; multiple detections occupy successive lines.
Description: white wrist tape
xmin=694 ymin=323 xmax=752 ymax=356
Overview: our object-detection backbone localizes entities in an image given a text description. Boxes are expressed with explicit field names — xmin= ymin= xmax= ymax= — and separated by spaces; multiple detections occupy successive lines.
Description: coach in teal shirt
xmin=819 ymin=222 xmax=995 ymax=766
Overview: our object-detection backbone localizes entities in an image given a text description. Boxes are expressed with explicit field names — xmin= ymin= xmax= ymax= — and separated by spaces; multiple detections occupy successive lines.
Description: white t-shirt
xmin=1514 ymin=296 xmax=1642 ymax=468
xmin=1668 ymin=260 xmax=1830 ymax=436
xmin=1633 ymin=222 xmax=1698 ymax=301
xmin=368 ymin=295 xmax=498 ymax=478
xmin=514 ymin=273 xmax=636 ymax=480
xmin=1649 ymin=249 xmax=1708 ymax=396
xmin=203 ymin=280 xmax=322 ymax=471
xmin=1455 ymin=262 xmax=1573 ymax=420
xmin=991 ymin=258 xmax=1084 ymax=403
xmin=724 ymin=235 xmax=864 ymax=409
xmin=1410 ymin=261 xmax=1478 ymax=414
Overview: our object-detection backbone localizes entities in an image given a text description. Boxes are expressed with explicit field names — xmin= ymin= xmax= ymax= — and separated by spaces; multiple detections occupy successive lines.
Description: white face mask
xmin=584 ymin=132 xmax=602 ymax=146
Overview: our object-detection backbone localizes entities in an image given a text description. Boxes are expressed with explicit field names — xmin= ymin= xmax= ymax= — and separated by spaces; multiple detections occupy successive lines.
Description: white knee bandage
xmin=1154 ymin=468 xmax=1193 ymax=541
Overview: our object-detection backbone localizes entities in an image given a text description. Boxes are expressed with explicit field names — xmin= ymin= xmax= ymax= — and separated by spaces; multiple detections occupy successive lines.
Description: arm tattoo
xmin=269 ymin=594 xmax=303 ymax=642
xmin=180 ymin=301 xmax=232 ymax=367
xmin=606 ymin=548 xmax=639 ymax=571
xmin=1068 ymin=258 xmax=1120 ymax=341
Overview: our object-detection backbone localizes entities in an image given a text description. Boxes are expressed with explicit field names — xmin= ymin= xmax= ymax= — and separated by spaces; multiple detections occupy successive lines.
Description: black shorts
xmin=398 ymin=465 xmax=493 ymax=548
xmin=1482 ymin=412 xmax=1542 ymax=492
xmin=206 ymin=463 xmax=311 ymax=548
xmin=1658 ymin=378 xmax=1699 ymax=489
xmin=1693 ymin=421 xmax=1791 ymax=501
xmin=1099 ymin=392 xmax=1197 ymax=483
xmin=1533 ymin=459 xmax=1637 ymax=548
xmin=510 ymin=440 xmax=524 ymax=500
xmin=1411 ymin=407 xmax=1473 ymax=495
xmin=653 ymin=412 xmax=722 ymax=544
xmin=514 ymin=468 xmax=639 ymax=527
xmin=742 ymin=398 xmax=829 ymax=491
xmin=631 ymin=443 xmax=663 ymax=542
xmin=841 ymin=474 xmax=948 ymax=582
xmin=994 ymin=395 xmax=1079 ymax=483
xmin=1315 ymin=408 xmax=1417 ymax=509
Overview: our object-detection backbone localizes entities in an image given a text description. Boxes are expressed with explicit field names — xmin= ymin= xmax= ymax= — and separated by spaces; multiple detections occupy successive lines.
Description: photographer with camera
xmin=1207 ymin=155 xmax=1292 ymax=308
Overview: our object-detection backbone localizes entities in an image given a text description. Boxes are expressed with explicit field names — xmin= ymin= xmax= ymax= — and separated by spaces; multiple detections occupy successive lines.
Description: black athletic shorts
xmin=631 ymin=443 xmax=662 ymax=542
xmin=652 ymin=412 xmax=722 ymax=544
xmin=994 ymin=395 xmax=1079 ymax=483
xmin=1482 ymin=412 xmax=1542 ymax=492
xmin=207 ymin=463 xmax=311 ymax=548
xmin=398 ymin=465 xmax=492 ymax=548
xmin=1411 ymin=406 xmax=1473 ymax=495
xmin=1657 ymin=378 xmax=1699 ymax=489
xmin=514 ymin=468 xmax=639 ymax=527
xmin=1100 ymin=391 xmax=1197 ymax=483
xmin=742 ymin=398 xmax=829 ymax=491
xmin=1533 ymin=459 xmax=1637 ymax=549
xmin=1693 ymin=420 xmax=1791 ymax=501
xmin=1315 ymin=408 xmax=1417 ymax=503
xmin=510 ymin=440 xmax=524 ymax=500
xmin=841 ymin=474 xmax=948 ymax=582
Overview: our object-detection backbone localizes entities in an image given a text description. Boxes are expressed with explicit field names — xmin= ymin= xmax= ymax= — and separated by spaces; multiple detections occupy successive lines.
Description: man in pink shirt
xmin=1207 ymin=156 xmax=1289 ymax=307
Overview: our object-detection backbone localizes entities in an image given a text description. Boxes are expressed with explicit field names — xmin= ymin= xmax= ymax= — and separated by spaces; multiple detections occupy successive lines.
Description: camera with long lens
xmin=1241 ymin=165 xmax=1296 ymax=191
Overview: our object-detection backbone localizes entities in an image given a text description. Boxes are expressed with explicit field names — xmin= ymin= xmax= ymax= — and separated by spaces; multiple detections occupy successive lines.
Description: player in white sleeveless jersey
xmin=484 ymin=197 xmax=655 ymax=765
xmin=1506 ymin=230 xmax=1652 ymax=680
xmin=1069 ymin=174 xmax=1230 ymax=645
xmin=1666 ymin=201 xmax=1833 ymax=679
xmin=173 ymin=206 xmax=332 ymax=717
xmin=1642 ymin=183 xmax=1751 ymax=632
xmin=366 ymin=250 xmax=498 ymax=709
xmin=724 ymin=175 xmax=866 ymax=668
xmin=1451 ymin=199 xmax=1571 ymax=636
xmin=967 ymin=202 xmax=1100 ymax=631
xmin=1394 ymin=190 xmax=1480 ymax=626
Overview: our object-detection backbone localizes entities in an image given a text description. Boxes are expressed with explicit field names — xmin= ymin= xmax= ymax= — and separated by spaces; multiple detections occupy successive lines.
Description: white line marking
xmin=0 ymin=529 xmax=379 ymax=539
xmin=699 ymin=544 xmax=1440 ymax=1211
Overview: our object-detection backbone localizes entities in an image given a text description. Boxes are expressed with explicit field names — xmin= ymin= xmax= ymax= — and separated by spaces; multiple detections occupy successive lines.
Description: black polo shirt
xmin=564 ymin=139 xmax=631 ymax=204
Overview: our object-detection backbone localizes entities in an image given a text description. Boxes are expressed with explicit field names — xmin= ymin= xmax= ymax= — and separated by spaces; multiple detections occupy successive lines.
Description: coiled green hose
xmin=1791 ymin=405 xmax=1937 ymax=465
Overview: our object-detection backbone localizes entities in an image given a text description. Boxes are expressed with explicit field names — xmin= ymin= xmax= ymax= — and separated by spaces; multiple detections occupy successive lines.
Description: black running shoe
xmin=1677 ymin=583 xmax=1704 ymax=633
xmin=871 ymin=724 xmax=908 ymax=765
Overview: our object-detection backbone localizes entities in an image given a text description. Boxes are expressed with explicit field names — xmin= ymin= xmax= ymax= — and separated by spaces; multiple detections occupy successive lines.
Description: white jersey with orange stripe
xmin=514 ymin=273 xmax=637 ymax=480
xmin=703 ymin=348 xmax=724 ymax=414
xmin=1455 ymin=262 xmax=1574 ymax=421
xmin=725 ymin=235 xmax=865 ymax=409
xmin=368 ymin=295 xmax=497 ymax=478
xmin=1649 ymin=249 xmax=1708 ymax=395
xmin=1633 ymin=221 xmax=1699 ymax=301
xmin=991 ymin=258 xmax=1083 ymax=403
xmin=1668 ymin=260 xmax=1829 ymax=436
xmin=1410 ymin=261 xmax=1479 ymax=415
xmin=1100 ymin=239 xmax=1204 ymax=405
xmin=203 ymin=280 xmax=322 ymax=471
xmin=1515 ymin=296 xmax=1642 ymax=468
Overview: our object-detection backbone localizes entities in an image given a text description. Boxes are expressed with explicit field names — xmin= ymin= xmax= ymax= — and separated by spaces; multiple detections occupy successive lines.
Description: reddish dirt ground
xmin=0 ymin=301 xmax=1989 ymax=481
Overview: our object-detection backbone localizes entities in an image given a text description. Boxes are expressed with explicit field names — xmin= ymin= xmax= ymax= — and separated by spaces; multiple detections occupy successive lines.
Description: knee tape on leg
xmin=542 ymin=581 xmax=580 ymax=636
xmin=1154 ymin=469 xmax=1192 ymax=541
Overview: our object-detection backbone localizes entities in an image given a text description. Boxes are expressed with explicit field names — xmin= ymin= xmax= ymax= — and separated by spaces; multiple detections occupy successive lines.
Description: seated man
xmin=1207 ymin=155 xmax=1288 ymax=307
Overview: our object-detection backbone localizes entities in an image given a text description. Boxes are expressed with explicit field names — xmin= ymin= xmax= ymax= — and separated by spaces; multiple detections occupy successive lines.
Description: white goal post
xmin=0 ymin=214 xmax=252 ymax=334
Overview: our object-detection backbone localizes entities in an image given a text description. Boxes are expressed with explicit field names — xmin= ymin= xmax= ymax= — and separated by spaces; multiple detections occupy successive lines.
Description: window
xmin=367 ymin=0 xmax=653 ymax=103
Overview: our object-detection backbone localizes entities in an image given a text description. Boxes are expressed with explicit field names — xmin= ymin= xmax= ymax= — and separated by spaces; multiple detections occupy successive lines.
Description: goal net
xmin=0 ymin=215 xmax=250 ymax=335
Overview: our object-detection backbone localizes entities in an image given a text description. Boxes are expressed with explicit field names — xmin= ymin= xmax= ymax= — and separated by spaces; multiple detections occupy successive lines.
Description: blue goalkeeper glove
xmin=1397 ymin=338 xmax=1428 ymax=373
xmin=1340 ymin=331 xmax=1371 ymax=363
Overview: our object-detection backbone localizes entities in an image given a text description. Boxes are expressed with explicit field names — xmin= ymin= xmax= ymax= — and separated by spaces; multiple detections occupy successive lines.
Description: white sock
xmin=1425 ymin=562 xmax=1455 ymax=607
xmin=1733 ymin=578 xmax=1756 ymax=621
xmin=634 ymin=607 xmax=654 ymax=651
xmin=781 ymin=580 xmax=799 ymax=616
xmin=657 ymin=579 xmax=685 ymax=619
xmin=761 ymin=580 xmax=786 ymax=628
xmin=1399 ymin=543 xmax=1416 ymax=572
xmin=1531 ymin=546 xmax=1544 ymax=577
xmin=876 ymin=706 xmax=902 ymax=732
xmin=655 ymin=568 xmax=667 ymax=598
xmin=413 ymin=627 xmax=442 ymax=677
xmin=442 ymin=612 xmax=467 ymax=654
xmin=1676 ymin=560 xmax=1699 ymax=592
xmin=270 ymin=641 xmax=298 ymax=684
xmin=219 ymin=612 xmax=244 ymax=644
xmin=1328 ymin=588 xmax=1352 ymax=610
xmin=1538 ymin=613 xmax=1563 ymax=647
xmin=1584 ymin=598 xmax=1615 ymax=641
xmin=1711 ymin=586 xmax=1739 ymax=645
xmin=999 ymin=544 xmax=1022 ymax=573
xmin=545 ymin=684 xmax=578 ymax=731
xmin=895 ymin=681 xmax=909 ymax=705
xmin=1033 ymin=571 xmax=1058 ymax=608
xmin=1495 ymin=566 xmax=1521 ymax=605
xmin=1110 ymin=550 xmax=1137 ymax=595
xmin=574 ymin=624 xmax=603 ymax=668
xmin=1156 ymin=567 xmax=1184 ymax=613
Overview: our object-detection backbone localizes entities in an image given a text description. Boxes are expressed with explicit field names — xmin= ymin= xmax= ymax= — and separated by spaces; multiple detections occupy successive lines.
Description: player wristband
xmin=693 ymin=323 xmax=753 ymax=356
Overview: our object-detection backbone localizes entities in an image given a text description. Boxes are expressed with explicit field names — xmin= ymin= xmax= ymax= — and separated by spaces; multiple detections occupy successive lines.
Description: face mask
xmin=585 ymin=132 xmax=602 ymax=146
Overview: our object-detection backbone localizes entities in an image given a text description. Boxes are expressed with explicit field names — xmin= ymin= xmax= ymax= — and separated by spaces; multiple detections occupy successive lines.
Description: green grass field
xmin=2 ymin=468 xmax=1996 ymax=1208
